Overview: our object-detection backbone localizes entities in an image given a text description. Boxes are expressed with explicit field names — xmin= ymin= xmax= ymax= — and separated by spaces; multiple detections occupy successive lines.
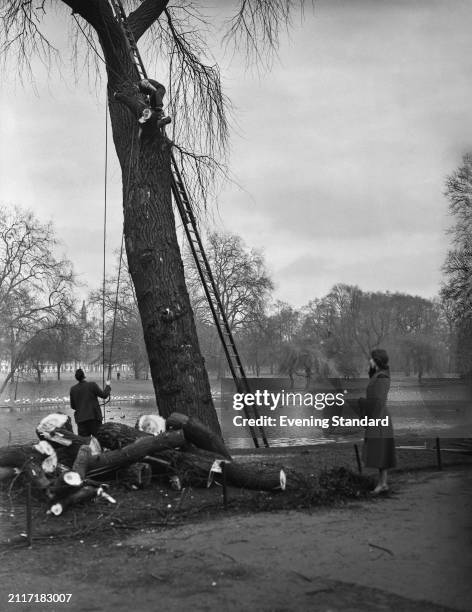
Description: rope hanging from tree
xmin=73 ymin=11 xmax=142 ymax=420
xmin=102 ymin=96 xmax=109 ymax=392
xmin=100 ymin=94 xmax=137 ymax=420
xmin=101 ymin=95 xmax=112 ymax=420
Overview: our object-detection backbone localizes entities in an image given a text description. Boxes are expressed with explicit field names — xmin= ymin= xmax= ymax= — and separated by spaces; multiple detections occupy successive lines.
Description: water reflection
xmin=219 ymin=376 xmax=472 ymax=447
xmin=0 ymin=377 xmax=471 ymax=448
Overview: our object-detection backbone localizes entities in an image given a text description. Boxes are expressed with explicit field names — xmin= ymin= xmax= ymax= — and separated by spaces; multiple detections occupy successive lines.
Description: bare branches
xmin=224 ymin=0 xmax=307 ymax=68
xmin=132 ymin=3 xmax=231 ymax=205
xmin=161 ymin=6 xmax=230 ymax=175
xmin=1 ymin=1 xmax=310 ymax=204
xmin=0 ymin=0 xmax=59 ymax=79
xmin=70 ymin=15 xmax=105 ymax=89
xmin=441 ymin=153 xmax=472 ymax=320
xmin=0 ymin=206 xmax=76 ymax=378
xmin=444 ymin=153 xmax=472 ymax=246
xmin=88 ymin=251 xmax=147 ymax=374
xmin=172 ymin=144 xmax=229 ymax=217
xmin=442 ymin=249 xmax=472 ymax=318
xmin=185 ymin=231 xmax=273 ymax=330
xmin=88 ymin=3 xmax=234 ymax=211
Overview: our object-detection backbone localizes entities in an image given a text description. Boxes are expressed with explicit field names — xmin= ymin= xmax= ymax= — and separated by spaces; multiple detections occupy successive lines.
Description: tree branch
xmin=128 ymin=0 xmax=169 ymax=42
xmin=60 ymin=0 xmax=103 ymax=30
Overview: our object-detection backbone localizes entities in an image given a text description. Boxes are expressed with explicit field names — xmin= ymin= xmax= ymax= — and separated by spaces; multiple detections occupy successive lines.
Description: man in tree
xmin=70 ymin=368 xmax=111 ymax=436
xmin=137 ymin=78 xmax=171 ymax=139
xmin=1 ymin=0 xmax=305 ymax=435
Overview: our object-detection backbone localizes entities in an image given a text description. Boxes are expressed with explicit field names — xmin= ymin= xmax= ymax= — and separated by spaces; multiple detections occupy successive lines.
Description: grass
xmin=1 ymin=443 xmax=471 ymax=548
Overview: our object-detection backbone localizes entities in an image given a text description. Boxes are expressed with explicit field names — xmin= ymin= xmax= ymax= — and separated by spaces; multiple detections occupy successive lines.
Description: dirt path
xmin=1 ymin=467 xmax=471 ymax=612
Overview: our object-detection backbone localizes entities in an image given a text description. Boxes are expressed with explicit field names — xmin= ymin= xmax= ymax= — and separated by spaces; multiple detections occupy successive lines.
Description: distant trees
xmin=45 ymin=318 xmax=83 ymax=380
xmin=20 ymin=318 xmax=82 ymax=383
xmin=0 ymin=201 xmax=451 ymax=388
xmin=90 ymin=255 xmax=148 ymax=380
xmin=185 ymin=231 xmax=273 ymax=377
xmin=441 ymin=154 xmax=472 ymax=375
xmin=275 ymin=287 xmax=449 ymax=382
xmin=178 ymin=229 xmax=452 ymax=381
xmin=0 ymin=206 xmax=76 ymax=391
xmin=237 ymin=301 xmax=301 ymax=378
xmin=186 ymin=232 xmax=273 ymax=329
xmin=389 ymin=294 xmax=447 ymax=380
xmin=0 ymin=207 xmax=446 ymax=388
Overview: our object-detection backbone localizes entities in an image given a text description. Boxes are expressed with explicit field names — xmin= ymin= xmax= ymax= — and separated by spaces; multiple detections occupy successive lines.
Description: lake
xmin=1 ymin=377 xmax=471 ymax=448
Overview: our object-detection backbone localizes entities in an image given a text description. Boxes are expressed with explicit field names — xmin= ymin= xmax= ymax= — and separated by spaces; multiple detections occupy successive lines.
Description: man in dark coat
xmin=356 ymin=349 xmax=396 ymax=494
xmin=70 ymin=368 xmax=111 ymax=436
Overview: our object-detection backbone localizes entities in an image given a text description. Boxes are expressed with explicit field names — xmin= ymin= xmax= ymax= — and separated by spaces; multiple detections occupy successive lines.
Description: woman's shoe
xmin=371 ymin=484 xmax=389 ymax=496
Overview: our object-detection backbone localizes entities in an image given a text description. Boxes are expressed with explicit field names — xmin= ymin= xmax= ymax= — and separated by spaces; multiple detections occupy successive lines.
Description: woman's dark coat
xmin=356 ymin=369 xmax=396 ymax=469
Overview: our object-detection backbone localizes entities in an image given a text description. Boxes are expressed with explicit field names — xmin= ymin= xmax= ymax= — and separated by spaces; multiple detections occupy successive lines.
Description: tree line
xmin=0 ymin=153 xmax=470 ymax=388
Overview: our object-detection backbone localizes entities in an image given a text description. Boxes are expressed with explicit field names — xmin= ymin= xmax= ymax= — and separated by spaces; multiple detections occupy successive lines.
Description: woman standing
xmin=356 ymin=349 xmax=396 ymax=494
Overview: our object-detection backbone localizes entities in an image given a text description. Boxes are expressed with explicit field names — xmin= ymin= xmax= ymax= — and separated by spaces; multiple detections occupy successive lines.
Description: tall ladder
xmin=108 ymin=0 xmax=269 ymax=448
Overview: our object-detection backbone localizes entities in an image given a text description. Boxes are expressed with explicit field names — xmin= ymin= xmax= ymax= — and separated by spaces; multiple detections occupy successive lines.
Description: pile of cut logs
xmin=0 ymin=412 xmax=286 ymax=515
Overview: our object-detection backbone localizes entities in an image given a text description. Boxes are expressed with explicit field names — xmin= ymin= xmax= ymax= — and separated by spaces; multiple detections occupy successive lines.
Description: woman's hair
xmin=371 ymin=349 xmax=389 ymax=370
xmin=75 ymin=368 xmax=85 ymax=382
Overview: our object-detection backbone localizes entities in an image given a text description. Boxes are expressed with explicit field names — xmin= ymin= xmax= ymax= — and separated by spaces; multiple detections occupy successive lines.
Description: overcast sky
xmin=1 ymin=0 xmax=471 ymax=307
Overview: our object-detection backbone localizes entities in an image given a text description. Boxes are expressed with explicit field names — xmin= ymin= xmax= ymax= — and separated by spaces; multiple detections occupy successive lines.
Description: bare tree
xmin=441 ymin=154 xmax=472 ymax=374
xmin=389 ymin=294 xmax=444 ymax=379
xmin=40 ymin=316 xmax=83 ymax=381
xmin=186 ymin=231 xmax=273 ymax=329
xmin=90 ymin=253 xmax=148 ymax=379
xmin=0 ymin=206 xmax=75 ymax=392
xmin=186 ymin=231 xmax=273 ymax=376
xmin=0 ymin=0 xmax=305 ymax=431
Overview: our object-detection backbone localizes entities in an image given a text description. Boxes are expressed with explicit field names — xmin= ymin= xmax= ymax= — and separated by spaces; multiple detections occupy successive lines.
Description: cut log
xmin=49 ymin=485 xmax=116 ymax=516
xmin=37 ymin=428 xmax=93 ymax=467
xmin=156 ymin=447 xmax=285 ymax=491
xmin=153 ymin=449 xmax=211 ymax=487
xmin=224 ymin=462 xmax=286 ymax=491
xmin=37 ymin=427 xmax=85 ymax=448
xmin=32 ymin=441 xmax=57 ymax=474
xmin=47 ymin=446 xmax=93 ymax=501
xmin=136 ymin=414 xmax=166 ymax=435
xmin=86 ymin=430 xmax=185 ymax=479
xmin=21 ymin=457 xmax=51 ymax=491
xmin=0 ymin=444 xmax=51 ymax=489
xmin=166 ymin=413 xmax=231 ymax=459
xmin=72 ymin=445 xmax=92 ymax=479
xmin=49 ymin=485 xmax=99 ymax=516
xmin=119 ymin=462 xmax=153 ymax=489
xmin=0 ymin=443 xmax=39 ymax=468
xmin=36 ymin=413 xmax=73 ymax=439
xmin=46 ymin=470 xmax=83 ymax=500
xmin=95 ymin=422 xmax=150 ymax=450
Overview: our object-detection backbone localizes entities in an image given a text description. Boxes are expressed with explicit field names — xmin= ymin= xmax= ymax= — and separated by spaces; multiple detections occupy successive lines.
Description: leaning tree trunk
xmin=116 ymin=123 xmax=218 ymax=428
xmin=113 ymin=100 xmax=220 ymax=433
xmin=65 ymin=0 xmax=220 ymax=434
